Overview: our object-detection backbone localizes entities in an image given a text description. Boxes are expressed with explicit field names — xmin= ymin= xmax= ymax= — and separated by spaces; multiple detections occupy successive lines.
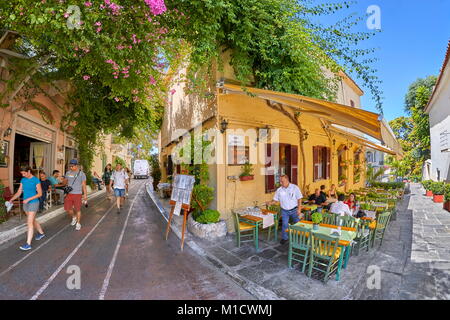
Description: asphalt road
xmin=0 ymin=179 xmax=254 ymax=300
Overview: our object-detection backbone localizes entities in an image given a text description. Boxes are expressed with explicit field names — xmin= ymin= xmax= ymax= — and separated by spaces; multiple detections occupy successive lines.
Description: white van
xmin=133 ymin=159 xmax=150 ymax=179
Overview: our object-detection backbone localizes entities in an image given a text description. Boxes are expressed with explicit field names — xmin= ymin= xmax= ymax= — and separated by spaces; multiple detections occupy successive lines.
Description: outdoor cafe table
xmin=234 ymin=207 xmax=279 ymax=251
xmin=301 ymin=204 xmax=318 ymax=212
xmin=290 ymin=221 xmax=357 ymax=281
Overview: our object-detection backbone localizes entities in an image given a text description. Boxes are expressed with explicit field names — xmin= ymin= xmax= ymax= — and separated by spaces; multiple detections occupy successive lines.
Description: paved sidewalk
xmin=149 ymin=183 xmax=450 ymax=300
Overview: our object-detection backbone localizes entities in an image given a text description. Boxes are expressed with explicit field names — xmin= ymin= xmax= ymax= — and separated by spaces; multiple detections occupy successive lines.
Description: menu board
xmin=170 ymin=174 xmax=195 ymax=205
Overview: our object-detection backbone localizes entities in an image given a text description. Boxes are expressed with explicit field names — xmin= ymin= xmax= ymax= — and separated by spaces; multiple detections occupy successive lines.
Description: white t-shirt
xmin=330 ymin=201 xmax=352 ymax=216
xmin=111 ymin=170 xmax=128 ymax=189
xmin=273 ymin=183 xmax=303 ymax=210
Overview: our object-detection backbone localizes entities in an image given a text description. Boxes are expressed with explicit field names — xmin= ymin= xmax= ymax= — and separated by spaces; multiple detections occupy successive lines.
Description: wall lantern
xmin=220 ymin=119 xmax=229 ymax=134
xmin=3 ymin=127 xmax=12 ymax=137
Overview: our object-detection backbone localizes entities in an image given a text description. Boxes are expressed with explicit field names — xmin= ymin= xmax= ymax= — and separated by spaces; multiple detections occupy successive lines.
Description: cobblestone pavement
xmin=155 ymin=183 xmax=450 ymax=300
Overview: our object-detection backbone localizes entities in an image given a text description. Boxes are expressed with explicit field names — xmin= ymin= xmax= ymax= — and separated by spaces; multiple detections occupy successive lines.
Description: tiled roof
xmin=425 ymin=40 xmax=450 ymax=112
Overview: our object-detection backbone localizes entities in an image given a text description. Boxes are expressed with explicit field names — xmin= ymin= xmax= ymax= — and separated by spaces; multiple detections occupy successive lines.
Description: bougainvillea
xmin=0 ymin=0 xmax=382 ymax=178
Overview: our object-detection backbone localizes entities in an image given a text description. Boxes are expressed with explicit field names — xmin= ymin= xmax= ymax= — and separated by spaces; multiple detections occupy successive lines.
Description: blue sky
xmin=313 ymin=0 xmax=450 ymax=121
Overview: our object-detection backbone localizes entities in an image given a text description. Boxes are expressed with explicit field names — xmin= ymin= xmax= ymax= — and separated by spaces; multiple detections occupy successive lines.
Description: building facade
xmin=0 ymin=31 xmax=117 ymax=191
xmin=159 ymin=54 xmax=399 ymax=230
xmin=425 ymin=41 xmax=450 ymax=182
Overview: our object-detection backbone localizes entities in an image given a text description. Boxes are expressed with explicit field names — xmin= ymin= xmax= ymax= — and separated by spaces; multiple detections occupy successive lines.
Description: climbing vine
xmin=0 ymin=0 xmax=383 ymax=178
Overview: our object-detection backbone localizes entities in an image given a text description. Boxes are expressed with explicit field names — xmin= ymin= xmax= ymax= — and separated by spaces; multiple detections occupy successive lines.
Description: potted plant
xmin=311 ymin=212 xmax=323 ymax=230
xmin=422 ymin=180 xmax=433 ymax=197
xmin=239 ymin=161 xmax=254 ymax=181
xmin=444 ymin=184 xmax=450 ymax=212
xmin=430 ymin=182 xmax=445 ymax=203
xmin=339 ymin=174 xmax=347 ymax=186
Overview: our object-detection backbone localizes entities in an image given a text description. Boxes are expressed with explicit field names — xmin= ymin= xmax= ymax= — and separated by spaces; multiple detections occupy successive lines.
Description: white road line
xmin=98 ymin=185 xmax=144 ymax=300
xmin=0 ymin=196 xmax=110 ymax=278
xmin=0 ymin=224 xmax=70 ymax=278
xmin=30 ymin=204 xmax=116 ymax=300
xmin=29 ymin=182 xmax=143 ymax=300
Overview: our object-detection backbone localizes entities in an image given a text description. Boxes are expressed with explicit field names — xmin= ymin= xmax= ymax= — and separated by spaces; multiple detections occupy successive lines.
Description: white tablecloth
xmin=235 ymin=207 xmax=275 ymax=229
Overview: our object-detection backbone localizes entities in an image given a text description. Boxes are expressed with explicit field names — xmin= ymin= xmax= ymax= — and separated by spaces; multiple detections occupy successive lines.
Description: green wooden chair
xmin=371 ymin=211 xmax=391 ymax=248
xmin=352 ymin=219 xmax=371 ymax=256
xmin=233 ymin=212 xmax=256 ymax=248
xmin=288 ymin=225 xmax=311 ymax=272
xmin=322 ymin=212 xmax=336 ymax=225
xmin=336 ymin=215 xmax=358 ymax=229
xmin=303 ymin=210 xmax=312 ymax=221
xmin=387 ymin=199 xmax=397 ymax=222
xmin=308 ymin=232 xmax=342 ymax=283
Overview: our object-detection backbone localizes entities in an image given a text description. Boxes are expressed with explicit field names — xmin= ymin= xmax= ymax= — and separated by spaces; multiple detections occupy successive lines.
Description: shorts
xmin=23 ymin=201 xmax=40 ymax=212
xmin=114 ymin=188 xmax=126 ymax=197
xmin=64 ymin=193 xmax=82 ymax=212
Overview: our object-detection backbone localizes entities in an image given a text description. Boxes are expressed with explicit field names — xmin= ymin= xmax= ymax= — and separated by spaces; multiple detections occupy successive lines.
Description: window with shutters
xmin=313 ymin=146 xmax=331 ymax=181
xmin=265 ymin=143 xmax=298 ymax=193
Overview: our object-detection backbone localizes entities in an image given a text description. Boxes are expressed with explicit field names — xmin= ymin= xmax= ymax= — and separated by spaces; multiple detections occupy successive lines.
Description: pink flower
xmin=84 ymin=1 xmax=92 ymax=7
xmin=96 ymin=27 xmax=102 ymax=33
xmin=114 ymin=97 xmax=120 ymax=102
xmin=144 ymin=0 xmax=167 ymax=16
xmin=170 ymin=89 xmax=176 ymax=95
xmin=83 ymin=75 xmax=90 ymax=80
xmin=64 ymin=13 xmax=70 ymax=18
xmin=149 ymin=76 xmax=156 ymax=85
xmin=95 ymin=21 xmax=102 ymax=26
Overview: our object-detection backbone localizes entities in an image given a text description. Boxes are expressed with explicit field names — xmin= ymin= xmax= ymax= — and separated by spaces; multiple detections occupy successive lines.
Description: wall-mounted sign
xmin=228 ymin=134 xmax=244 ymax=146
xmin=440 ymin=130 xmax=449 ymax=152
xmin=16 ymin=117 xmax=53 ymax=142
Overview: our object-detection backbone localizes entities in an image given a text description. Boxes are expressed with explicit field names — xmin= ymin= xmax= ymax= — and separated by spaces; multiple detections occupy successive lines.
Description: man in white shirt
xmin=266 ymin=175 xmax=303 ymax=245
xmin=109 ymin=163 xmax=129 ymax=214
xmin=330 ymin=194 xmax=352 ymax=216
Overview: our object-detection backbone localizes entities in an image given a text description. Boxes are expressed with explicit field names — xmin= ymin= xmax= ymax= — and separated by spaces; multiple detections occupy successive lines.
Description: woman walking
xmin=102 ymin=164 xmax=113 ymax=199
xmin=8 ymin=167 xmax=45 ymax=251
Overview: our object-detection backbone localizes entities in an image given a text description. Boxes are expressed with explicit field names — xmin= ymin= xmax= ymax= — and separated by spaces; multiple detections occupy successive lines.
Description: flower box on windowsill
xmin=239 ymin=175 xmax=254 ymax=181
xmin=433 ymin=194 xmax=444 ymax=203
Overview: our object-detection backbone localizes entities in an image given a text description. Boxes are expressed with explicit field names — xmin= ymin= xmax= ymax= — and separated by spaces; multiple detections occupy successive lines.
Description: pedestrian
xmin=38 ymin=171 xmax=52 ymax=212
xmin=92 ymin=171 xmax=103 ymax=190
xmin=266 ymin=175 xmax=303 ymax=245
xmin=63 ymin=159 xmax=87 ymax=231
xmin=110 ymin=163 xmax=128 ymax=214
xmin=102 ymin=164 xmax=113 ymax=200
xmin=48 ymin=170 xmax=65 ymax=205
xmin=125 ymin=167 xmax=132 ymax=197
xmin=7 ymin=166 xmax=45 ymax=251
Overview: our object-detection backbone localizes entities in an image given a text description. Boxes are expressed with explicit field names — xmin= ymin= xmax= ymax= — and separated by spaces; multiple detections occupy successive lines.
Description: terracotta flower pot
xmin=433 ymin=194 xmax=444 ymax=203
xmin=239 ymin=175 xmax=254 ymax=181
xmin=426 ymin=190 xmax=433 ymax=197
xmin=443 ymin=201 xmax=450 ymax=212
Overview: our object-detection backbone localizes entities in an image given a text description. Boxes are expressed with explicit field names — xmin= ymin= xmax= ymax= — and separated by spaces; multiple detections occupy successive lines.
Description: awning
xmin=221 ymin=83 xmax=402 ymax=155
xmin=327 ymin=125 xmax=396 ymax=155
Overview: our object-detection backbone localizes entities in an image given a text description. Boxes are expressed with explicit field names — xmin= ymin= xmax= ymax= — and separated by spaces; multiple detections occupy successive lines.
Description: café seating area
xmin=233 ymin=185 xmax=404 ymax=283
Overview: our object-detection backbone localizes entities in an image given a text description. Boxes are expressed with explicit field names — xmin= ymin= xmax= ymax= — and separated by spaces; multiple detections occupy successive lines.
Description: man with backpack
xmin=63 ymin=159 xmax=87 ymax=231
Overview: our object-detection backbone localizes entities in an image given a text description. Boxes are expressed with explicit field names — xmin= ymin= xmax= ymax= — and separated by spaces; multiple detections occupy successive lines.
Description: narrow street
xmin=0 ymin=179 xmax=254 ymax=300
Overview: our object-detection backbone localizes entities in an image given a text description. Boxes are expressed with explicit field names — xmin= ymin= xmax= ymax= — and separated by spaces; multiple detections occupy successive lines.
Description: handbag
xmin=63 ymin=170 xmax=81 ymax=195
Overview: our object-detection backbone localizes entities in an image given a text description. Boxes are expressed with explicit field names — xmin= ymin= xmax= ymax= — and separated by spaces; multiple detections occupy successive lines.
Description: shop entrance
xmin=13 ymin=133 xmax=52 ymax=189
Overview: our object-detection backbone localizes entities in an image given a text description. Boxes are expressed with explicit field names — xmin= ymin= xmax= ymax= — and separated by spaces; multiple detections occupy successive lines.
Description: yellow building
xmin=159 ymin=60 xmax=400 ymax=231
